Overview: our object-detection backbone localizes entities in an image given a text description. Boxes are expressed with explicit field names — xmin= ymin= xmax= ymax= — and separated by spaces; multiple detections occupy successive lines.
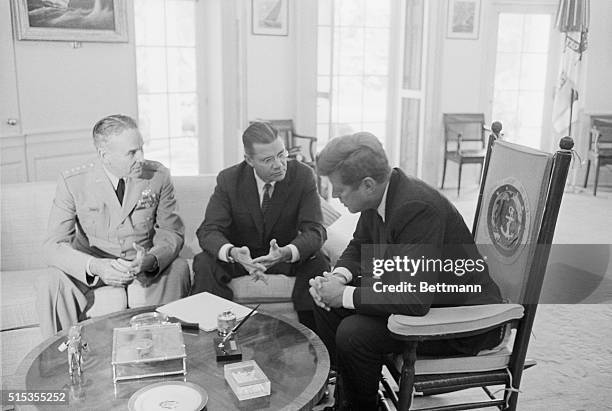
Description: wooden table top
xmin=12 ymin=307 xmax=330 ymax=410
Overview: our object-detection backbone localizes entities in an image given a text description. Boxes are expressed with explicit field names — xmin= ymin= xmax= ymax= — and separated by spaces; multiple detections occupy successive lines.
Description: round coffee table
xmin=12 ymin=307 xmax=330 ymax=410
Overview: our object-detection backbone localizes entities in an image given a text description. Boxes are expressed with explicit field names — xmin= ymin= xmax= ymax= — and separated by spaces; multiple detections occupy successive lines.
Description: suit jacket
xmin=196 ymin=160 xmax=326 ymax=263
xmin=44 ymin=159 xmax=185 ymax=284
xmin=337 ymin=168 xmax=502 ymax=317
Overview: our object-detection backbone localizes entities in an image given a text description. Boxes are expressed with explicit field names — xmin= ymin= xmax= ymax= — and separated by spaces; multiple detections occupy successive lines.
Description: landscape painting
xmin=11 ymin=0 xmax=128 ymax=42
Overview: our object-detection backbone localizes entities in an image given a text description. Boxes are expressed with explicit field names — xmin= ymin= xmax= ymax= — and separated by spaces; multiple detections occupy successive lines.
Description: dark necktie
xmin=116 ymin=178 xmax=125 ymax=205
xmin=261 ymin=183 xmax=272 ymax=214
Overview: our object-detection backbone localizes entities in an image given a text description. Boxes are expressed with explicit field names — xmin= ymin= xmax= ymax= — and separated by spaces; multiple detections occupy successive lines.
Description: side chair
xmin=583 ymin=114 xmax=612 ymax=196
xmin=441 ymin=113 xmax=487 ymax=196
xmin=383 ymin=133 xmax=574 ymax=410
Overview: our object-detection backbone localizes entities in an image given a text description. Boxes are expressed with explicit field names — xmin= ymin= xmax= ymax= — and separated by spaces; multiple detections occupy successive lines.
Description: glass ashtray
xmin=130 ymin=312 xmax=169 ymax=328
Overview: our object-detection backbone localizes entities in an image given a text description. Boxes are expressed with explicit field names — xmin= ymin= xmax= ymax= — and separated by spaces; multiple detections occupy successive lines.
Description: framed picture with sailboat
xmin=252 ymin=0 xmax=288 ymax=36
xmin=10 ymin=0 xmax=128 ymax=42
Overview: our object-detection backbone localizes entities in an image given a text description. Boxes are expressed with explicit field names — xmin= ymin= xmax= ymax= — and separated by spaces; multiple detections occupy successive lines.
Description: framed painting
xmin=11 ymin=0 xmax=128 ymax=42
xmin=447 ymin=0 xmax=481 ymax=40
xmin=252 ymin=0 xmax=288 ymax=36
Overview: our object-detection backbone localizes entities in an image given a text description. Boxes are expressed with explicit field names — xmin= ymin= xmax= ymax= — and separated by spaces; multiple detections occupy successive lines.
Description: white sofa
xmin=0 ymin=175 xmax=354 ymax=341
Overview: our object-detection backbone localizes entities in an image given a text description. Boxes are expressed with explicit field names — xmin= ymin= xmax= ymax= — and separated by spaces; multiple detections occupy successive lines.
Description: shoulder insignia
xmin=62 ymin=162 xmax=94 ymax=178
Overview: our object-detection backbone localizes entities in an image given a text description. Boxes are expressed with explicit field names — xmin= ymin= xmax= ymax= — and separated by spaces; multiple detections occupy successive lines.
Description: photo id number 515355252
xmin=2 ymin=390 xmax=68 ymax=405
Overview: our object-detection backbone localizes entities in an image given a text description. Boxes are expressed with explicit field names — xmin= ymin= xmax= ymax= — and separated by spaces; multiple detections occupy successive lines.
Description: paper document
xmin=157 ymin=292 xmax=255 ymax=332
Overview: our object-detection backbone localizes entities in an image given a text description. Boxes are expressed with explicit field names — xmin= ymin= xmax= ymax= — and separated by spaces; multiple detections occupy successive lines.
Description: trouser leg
xmin=191 ymin=251 xmax=236 ymax=299
xmin=36 ymin=268 xmax=91 ymax=339
xmin=335 ymin=314 xmax=405 ymax=411
xmin=128 ymin=258 xmax=191 ymax=307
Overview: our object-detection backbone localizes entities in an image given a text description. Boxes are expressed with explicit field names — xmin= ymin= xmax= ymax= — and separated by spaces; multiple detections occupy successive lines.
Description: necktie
xmin=116 ymin=178 xmax=125 ymax=205
xmin=261 ymin=183 xmax=272 ymax=214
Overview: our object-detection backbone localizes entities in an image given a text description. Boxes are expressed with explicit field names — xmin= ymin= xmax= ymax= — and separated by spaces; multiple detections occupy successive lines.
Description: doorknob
xmin=7 ymin=118 xmax=18 ymax=126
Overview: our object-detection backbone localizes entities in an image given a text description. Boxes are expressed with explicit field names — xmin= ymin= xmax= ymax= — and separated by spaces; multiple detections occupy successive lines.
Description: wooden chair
xmin=383 ymin=135 xmax=574 ymax=410
xmin=583 ymin=114 xmax=612 ymax=196
xmin=441 ymin=113 xmax=487 ymax=196
xmin=257 ymin=119 xmax=318 ymax=168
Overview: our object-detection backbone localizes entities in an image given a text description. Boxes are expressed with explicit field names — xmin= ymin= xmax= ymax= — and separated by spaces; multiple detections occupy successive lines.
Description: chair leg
xmin=593 ymin=161 xmax=600 ymax=196
xmin=397 ymin=342 xmax=418 ymax=411
xmin=583 ymin=159 xmax=591 ymax=188
xmin=457 ymin=163 xmax=463 ymax=196
xmin=441 ymin=158 xmax=448 ymax=189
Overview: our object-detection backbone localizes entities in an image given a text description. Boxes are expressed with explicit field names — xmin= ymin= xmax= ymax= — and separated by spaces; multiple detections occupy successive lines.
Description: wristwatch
xmin=227 ymin=246 xmax=237 ymax=263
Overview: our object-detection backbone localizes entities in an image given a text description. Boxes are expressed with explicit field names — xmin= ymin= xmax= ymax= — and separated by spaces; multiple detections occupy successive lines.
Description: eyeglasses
xmin=256 ymin=150 xmax=289 ymax=167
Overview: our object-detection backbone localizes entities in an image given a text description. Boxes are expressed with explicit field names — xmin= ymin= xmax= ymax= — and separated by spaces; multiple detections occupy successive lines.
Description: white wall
xmin=583 ymin=0 xmax=612 ymax=114
xmin=0 ymin=1 xmax=137 ymax=183
xmin=246 ymin=0 xmax=297 ymax=121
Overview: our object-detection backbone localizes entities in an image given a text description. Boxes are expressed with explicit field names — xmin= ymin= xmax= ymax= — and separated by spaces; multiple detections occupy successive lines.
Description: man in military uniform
xmin=38 ymin=114 xmax=190 ymax=338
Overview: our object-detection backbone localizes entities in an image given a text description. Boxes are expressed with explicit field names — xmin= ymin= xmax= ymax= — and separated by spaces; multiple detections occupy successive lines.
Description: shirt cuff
xmin=85 ymin=257 xmax=100 ymax=286
xmin=218 ymin=243 xmax=234 ymax=263
xmin=287 ymin=244 xmax=300 ymax=263
xmin=332 ymin=267 xmax=353 ymax=284
xmin=342 ymin=286 xmax=356 ymax=309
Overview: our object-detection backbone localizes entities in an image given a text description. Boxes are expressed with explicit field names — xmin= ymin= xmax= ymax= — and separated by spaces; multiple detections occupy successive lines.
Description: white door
xmin=485 ymin=3 xmax=559 ymax=150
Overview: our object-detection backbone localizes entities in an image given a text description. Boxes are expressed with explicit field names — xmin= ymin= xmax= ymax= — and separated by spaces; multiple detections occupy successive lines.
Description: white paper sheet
xmin=157 ymin=292 xmax=255 ymax=332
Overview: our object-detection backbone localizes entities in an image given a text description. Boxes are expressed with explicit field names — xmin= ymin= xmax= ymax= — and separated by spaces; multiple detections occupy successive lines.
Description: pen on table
xmin=218 ymin=304 xmax=260 ymax=348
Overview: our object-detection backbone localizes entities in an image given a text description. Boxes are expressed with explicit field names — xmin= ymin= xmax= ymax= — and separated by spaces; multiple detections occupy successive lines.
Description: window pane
xmin=169 ymin=93 xmax=197 ymax=137
xmin=167 ymin=47 xmax=196 ymax=92
xmin=492 ymin=90 xmax=519 ymax=136
xmin=518 ymin=91 xmax=544 ymax=127
xmin=362 ymin=76 xmax=387 ymax=122
xmin=317 ymin=123 xmax=330 ymax=145
xmin=136 ymin=47 xmax=167 ymax=93
xmin=519 ymin=53 xmax=548 ymax=90
xmin=170 ymin=137 xmax=199 ymax=175
xmin=365 ymin=0 xmax=391 ymax=28
xmin=337 ymin=0 xmax=365 ymax=27
xmin=523 ymin=15 xmax=550 ymax=53
xmin=494 ymin=52 xmax=520 ymax=90
xmin=364 ymin=28 xmax=389 ymax=75
xmin=145 ymin=138 xmax=171 ymax=166
xmin=400 ymin=98 xmax=420 ymax=175
xmin=318 ymin=27 xmax=332 ymax=76
xmin=336 ymin=27 xmax=365 ymax=75
xmin=318 ymin=0 xmax=332 ymax=26
xmin=336 ymin=76 xmax=363 ymax=123
xmin=362 ymin=122 xmax=386 ymax=141
xmin=497 ymin=14 xmax=523 ymax=53
xmin=317 ymin=96 xmax=330 ymax=125
xmin=403 ymin=0 xmax=424 ymax=89
xmin=138 ymin=95 xmax=169 ymax=140
xmin=318 ymin=76 xmax=331 ymax=94
xmin=134 ymin=0 xmax=165 ymax=46
xmin=166 ymin=0 xmax=196 ymax=47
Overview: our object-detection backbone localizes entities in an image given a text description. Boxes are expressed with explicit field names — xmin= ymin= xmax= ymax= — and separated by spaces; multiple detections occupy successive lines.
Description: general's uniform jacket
xmin=44 ymin=159 xmax=184 ymax=284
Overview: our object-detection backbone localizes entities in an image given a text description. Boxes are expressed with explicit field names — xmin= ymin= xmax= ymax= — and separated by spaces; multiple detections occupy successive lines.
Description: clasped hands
xmin=309 ymin=272 xmax=346 ymax=310
xmin=90 ymin=243 xmax=157 ymax=287
xmin=233 ymin=239 xmax=292 ymax=284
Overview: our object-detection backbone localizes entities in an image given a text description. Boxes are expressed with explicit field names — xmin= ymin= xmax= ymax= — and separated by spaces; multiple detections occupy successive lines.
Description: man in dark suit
xmin=192 ymin=122 xmax=329 ymax=329
xmin=310 ymin=132 xmax=504 ymax=410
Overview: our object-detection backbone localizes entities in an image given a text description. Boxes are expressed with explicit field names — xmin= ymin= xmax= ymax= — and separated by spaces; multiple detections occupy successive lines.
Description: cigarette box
xmin=224 ymin=360 xmax=271 ymax=401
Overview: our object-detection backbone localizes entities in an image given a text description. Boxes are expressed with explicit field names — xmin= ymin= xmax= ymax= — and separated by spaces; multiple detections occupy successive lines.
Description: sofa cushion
xmin=1 ymin=182 xmax=56 ymax=271
xmin=172 ymin=175 xmax=217 ymax=258
xmin=229 ymin=274 xmax=295 ymax=304
xmin=1 ymin=269 xmax=47 ymax=330
xmin=1 ymin=269 xmax=128 ymax=330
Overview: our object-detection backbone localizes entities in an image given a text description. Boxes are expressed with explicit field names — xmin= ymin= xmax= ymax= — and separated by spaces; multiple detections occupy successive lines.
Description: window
xmin=492 ymin=13 xmax=552 ymax=149
xmin=317 ymin=0 xmax=392 ymax=148
xmin=134 ymin=0 xmax=199 ymax=175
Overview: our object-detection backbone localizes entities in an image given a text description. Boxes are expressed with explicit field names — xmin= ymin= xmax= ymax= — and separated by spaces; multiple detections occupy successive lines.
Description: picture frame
xmin=447 ymin=0 xmax=481 ymax=40
xmin=252 ymin=0 xmax=288 ymax=37
xmin=10 ymin=0 xmax=128 ymax=43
